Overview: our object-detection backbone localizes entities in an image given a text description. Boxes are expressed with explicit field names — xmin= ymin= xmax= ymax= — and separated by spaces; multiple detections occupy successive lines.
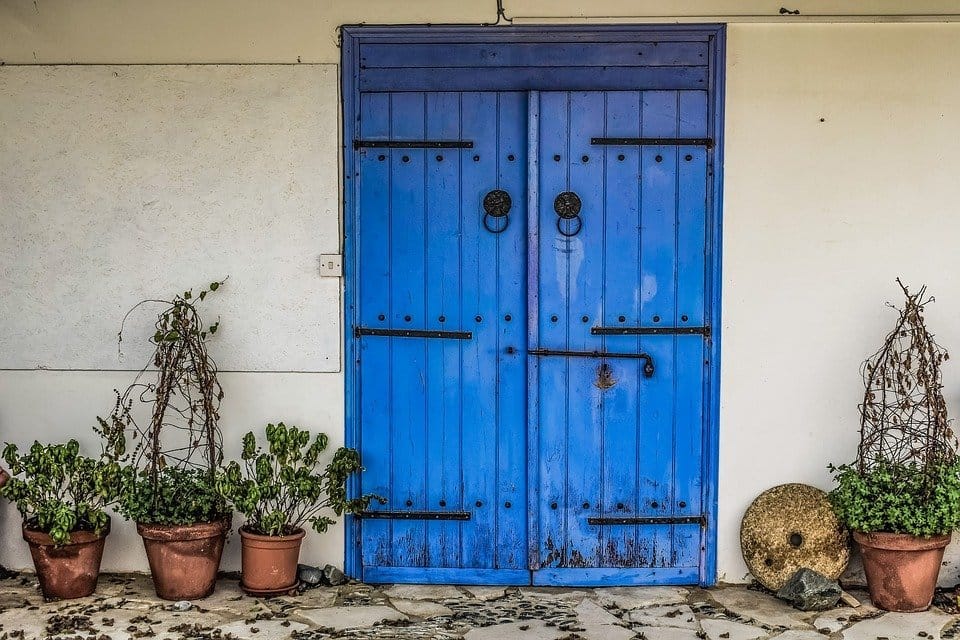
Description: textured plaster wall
xmin=0 ymin=64 xmax=346 ymax=571
xmin=1 ymin=0 xmax=958 ymax=64
xmin=719 ymin=23 xmax=960 ymax=583
xmin=4 ymin=15 xmax=960 ymax=585
xmin=0 ymin=65 xmax=341 ymax=372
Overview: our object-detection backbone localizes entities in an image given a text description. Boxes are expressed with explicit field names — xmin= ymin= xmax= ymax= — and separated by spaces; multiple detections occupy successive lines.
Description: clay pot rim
xmin=853 ymin=530 xmax=952 ymax=551
xmin=22 ymin=517 xmax=111 ymax=547
xmin=238 ymin=525 xmax=306 ymax=542
xmin=137 ymin=516 xmax=231 ymax=542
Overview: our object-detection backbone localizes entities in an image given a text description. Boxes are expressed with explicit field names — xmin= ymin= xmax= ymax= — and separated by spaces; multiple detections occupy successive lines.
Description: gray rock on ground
xmin=298 ymin=562 xmax=348 ymax=588
xmin=776 ymin=568 xmax=842 ymax=611
xmin=298 ymin=563 xmax=324 ymax=587
xmin=323 ymin=563 xmax=348 ymax=586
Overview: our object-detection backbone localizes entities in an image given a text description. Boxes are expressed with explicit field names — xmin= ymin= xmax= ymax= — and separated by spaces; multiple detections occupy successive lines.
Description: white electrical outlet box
xmin=319 ymin=254 xmax=343 ymax=277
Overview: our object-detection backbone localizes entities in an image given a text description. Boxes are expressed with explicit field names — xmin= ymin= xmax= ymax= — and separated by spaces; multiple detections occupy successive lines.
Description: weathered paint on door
xmin=356 ymin=91 xmax=530 ymax=585
xmin=531 ymin=91 xmax=708 ymax=586
xmin=344 ymin=26 xmax=724 ymax=587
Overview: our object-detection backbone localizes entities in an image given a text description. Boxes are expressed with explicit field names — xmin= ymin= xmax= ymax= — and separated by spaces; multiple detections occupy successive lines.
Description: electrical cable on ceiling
xmin=492 ymin=0 xmax=513 ymax=25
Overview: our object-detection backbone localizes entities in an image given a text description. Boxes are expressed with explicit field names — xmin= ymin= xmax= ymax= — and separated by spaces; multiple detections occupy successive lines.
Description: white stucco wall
xmin=3 ymin=9 xmax=960 ymax=584
xmin=0 ymin=63 xmax=348 ymax=571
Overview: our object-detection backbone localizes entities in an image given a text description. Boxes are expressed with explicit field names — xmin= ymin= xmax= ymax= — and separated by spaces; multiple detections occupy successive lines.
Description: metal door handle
xmin=482 ymin=189 xmax=511 ymax=234
xmin=553 ymin=191 xmax=583 ymax=237
xmin=528 ymin=348 xmax=655 ymax=378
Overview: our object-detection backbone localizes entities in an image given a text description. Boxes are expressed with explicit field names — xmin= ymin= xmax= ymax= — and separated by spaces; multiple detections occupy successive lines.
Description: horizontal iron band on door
xmin=592 ymin=326 xmax=711 ymax=336
xmin=591 ymin=137 xmax=713 ymax=148
xmin=359 ymin=511 xmax=471 ymax=521
xmin=587 ymin=515 xmax=705 ymax=526
xmin=528 ymin=348 xmax=653 ymax=360
xmin=353 ymin=140 xmax=473 ymax=149
xmin=355 ymin=327 xmax=472 ymax=340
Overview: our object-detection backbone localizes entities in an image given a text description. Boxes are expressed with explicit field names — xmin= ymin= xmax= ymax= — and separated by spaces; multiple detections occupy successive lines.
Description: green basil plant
xmin=0 ymin=439 xmax=122 ymax=544
xmin=218 ymin=422 xmax=383 ymax=536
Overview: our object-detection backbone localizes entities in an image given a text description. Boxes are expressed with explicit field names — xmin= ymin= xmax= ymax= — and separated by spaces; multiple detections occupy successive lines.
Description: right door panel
xmin=532 ymin=90 xmax=711 ymax=586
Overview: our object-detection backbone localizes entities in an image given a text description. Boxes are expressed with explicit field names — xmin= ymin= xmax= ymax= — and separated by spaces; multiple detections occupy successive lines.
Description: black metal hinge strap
xmin=355 ymin=327 xmax=472 ymax=340
xmin=528 ymin=348 xmax=652 ymax=360
xmin=359 ymin=511 xmax=471 ymax=521
xmin=354 ymin=140 xmax=474 ymax=149
xmin=587 ymin=516 xmax=705 ymax=526
xmin=592 ymin=326 xmax=711 ymax=336
xmin=528 ymin=348 xmax=654 ymax=378
xmin=591 ymin=137 xmax=713 ymax=148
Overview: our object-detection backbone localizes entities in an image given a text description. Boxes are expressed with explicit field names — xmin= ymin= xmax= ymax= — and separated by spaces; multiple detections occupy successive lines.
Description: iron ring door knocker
xmin=554 ymin=191 xmax=583 ymax=237
xmin=482 ymin=189 xmax=512 ymax=234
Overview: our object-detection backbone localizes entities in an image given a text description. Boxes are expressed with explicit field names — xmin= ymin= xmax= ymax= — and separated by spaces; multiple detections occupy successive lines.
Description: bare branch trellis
xmin=97 ymin=280 xmax=227 ymax=502
xmin=856 ymin=279 xmax=956 ymax=479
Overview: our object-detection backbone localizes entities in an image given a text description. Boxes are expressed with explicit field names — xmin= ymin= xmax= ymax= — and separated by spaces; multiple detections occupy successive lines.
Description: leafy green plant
xmin=99 ymin=280 xmax=230 ymax=524
xmin=117 ymin=466 xmax=228 ymax=525
xmin=0 ymin=440 xmax=122 ymax=544
xmin=829 ymin=460 xmax=960 ymax=536
xmin=218 ymin=423 xmax=383 ymax=536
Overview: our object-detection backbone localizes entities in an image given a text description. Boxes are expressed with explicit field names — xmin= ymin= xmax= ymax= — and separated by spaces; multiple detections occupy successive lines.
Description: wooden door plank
xmin=357 ymin=92 xmax=393 ymax=568
xmin=424 ymin=91 xmax=465 ymax=568
xmin=494 ymin=92 xmax=529 ymax=570
xmin=459 ymin=92 xmax=498 ymax=568
xmin=388 ymin=92 xmax=429 ymax=568
xmin=599 ymin=91 xmax=643 ymax=567
xmin=563 ymin=91 xmax=606 ymax=568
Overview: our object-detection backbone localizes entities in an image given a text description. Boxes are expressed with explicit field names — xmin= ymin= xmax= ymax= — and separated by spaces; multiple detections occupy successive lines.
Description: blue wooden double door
xmin=354 ymin=89 xmax=712 ymax=586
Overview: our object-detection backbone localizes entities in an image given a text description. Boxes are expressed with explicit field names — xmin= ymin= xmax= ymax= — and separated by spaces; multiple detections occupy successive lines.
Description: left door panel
xmin=355 ymin=92 xmax=529 ymax=584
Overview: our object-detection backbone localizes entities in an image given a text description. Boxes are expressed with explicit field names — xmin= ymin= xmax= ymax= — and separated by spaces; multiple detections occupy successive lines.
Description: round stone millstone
xmin=740 ymin=483 xmax=850 ymax=591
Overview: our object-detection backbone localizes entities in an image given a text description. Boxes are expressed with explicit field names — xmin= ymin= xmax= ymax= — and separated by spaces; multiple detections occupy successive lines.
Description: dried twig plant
xmin=98 ymin=280 xmax=229 ymax=523
xmin=856 ymin=279 xmax=956 ymax=476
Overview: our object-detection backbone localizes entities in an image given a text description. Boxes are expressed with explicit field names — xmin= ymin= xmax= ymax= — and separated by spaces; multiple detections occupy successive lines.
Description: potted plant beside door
xmin=101 ymin=280 xmax=233 ymax=600
xmin=0 ymin=439 xmax=122 ymax=599
xmin=829 ymin=281 xmax=960 ymax=612
xmin=218 ymin=423 xmax=380 ymax=595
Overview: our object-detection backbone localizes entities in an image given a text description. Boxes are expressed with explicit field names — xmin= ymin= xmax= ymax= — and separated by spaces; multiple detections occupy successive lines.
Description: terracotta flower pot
xmin=137 ymin=517 xmax=230 ymax=600
xmin=239 ymin=526 xmax=305 ymax=594
xmin=854 ymin=530 xmax=951 ymax=612
xmin=22 ymin=518 xmax=110 ymax=599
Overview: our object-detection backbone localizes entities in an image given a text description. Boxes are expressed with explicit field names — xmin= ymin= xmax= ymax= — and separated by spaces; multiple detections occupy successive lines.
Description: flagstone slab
xmin=0 ymin=606 xmax=46 ymax=639
xmin=628 ymin=604 xmax=700 ymax=629
xmin=709 ymin=587 xmax=816 ymax=629
xmin=701 ymin=617 xmax=769 ymax=640
xmin=520 ymin=587 xmax=591 ymax=604
xmin=383 ymin=584 xmax=463 ymax=601
xmin=390 ymin=597 xmax=454 ymax=618
xmin=841 ymin=610 xmax=953 ymax=640
xmin=592 ymin=585 xmax=689 ymax=610
xmin=634 ymin=627 xmax=706 ymax=640
xmin=769 ymin=630 xmax=831 ymax=640
xmin=575 ymin=600 xmax=635 ymax=640
xmin=463 ymin=619 xmax=567 ymax=639
xmin=217 ymin=618 xmax=308 ymax=639
xmin=463 ymin=585 xmax=508 ymax=601
xmin=296 ymin=604 xmax=408 ymax=629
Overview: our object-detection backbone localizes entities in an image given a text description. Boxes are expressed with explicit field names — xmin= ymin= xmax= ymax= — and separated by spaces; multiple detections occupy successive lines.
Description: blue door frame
xmin=341 ymin=24 xmax=725 ymax=586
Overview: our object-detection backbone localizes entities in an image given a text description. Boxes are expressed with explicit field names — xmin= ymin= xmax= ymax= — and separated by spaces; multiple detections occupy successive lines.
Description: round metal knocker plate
xmin=483 ymin=189 xmax=512 ymax=218
xmin=482 ymin=189 xmax=511 ymax=234
xmin=553 ymin=191 xmax=582 ymax=219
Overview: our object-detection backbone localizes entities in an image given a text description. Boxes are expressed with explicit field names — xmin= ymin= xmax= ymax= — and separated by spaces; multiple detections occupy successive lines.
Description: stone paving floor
xmin=0 ymin=573 xmax=956 ymax=640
